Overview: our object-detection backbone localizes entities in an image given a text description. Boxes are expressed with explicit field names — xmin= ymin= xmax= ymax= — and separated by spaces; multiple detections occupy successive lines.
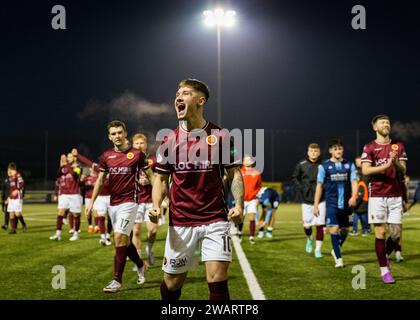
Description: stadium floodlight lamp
xmin=203 ymin=9 xmax=236 ymax=28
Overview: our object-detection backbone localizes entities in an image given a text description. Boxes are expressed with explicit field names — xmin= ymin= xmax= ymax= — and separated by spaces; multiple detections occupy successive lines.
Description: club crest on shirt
xmin=127 ymin=152 xmax=134 ymax=160
xmin=147 ymin=159 xmax=154 ymax=166
xmin=344 ymin=164 xmax=350 ymax=169
xmin=391 ymin=144 xmax=399 ymax=151
xmin=206 ymin=135 xmax=217 ymax=146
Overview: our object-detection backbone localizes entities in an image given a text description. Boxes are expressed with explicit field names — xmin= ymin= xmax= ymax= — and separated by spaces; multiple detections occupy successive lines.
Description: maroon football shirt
xmin=83 ymin=175 xmax=97 ymax=199
xmin=56 ymin=165 xmax=81 ymax=195
xmin=77 ymin=153 xmax=110 ymax=196
xmin=8 ymin=172 xmax=24 ymax=199
xmin=361 ymin=140 xmax=408 ymax=197
xmin=138 ymin=155 xmax=156 ymax=204
xmin=99 ymin=147 xmax=147 ymax=206
xmin=155 ymin=122 xmax=240 ymax=227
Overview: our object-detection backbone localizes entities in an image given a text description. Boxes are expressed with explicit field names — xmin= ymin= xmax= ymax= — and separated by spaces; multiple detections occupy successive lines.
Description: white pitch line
xmin=231 ymin=236 xmax=266 ymax=300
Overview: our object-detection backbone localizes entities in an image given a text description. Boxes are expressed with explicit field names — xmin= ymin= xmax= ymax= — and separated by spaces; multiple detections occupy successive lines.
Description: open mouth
xmin=177 ymin=104 xmax=186 ymax=112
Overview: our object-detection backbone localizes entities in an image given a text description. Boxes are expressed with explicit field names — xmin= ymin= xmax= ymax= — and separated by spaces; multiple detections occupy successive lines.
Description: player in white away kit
xmin=361 ymin=115 xmax=408 ymax=284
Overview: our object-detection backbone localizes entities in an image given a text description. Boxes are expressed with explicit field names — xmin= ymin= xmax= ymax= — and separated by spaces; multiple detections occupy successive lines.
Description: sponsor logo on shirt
xmin=109 ymin=167 xmax=132 ymax=174
xmin=330 ymin=173 xmax=348 ymax=181
xmin=374 ymin=148 xmax=382 ymax=151
xmin=175 ymin=160 xmax=213 ymax=171
xmin=107 ymin=155 xmax=117 ymax=159
xmin=375 ymin=158 xmax=388 ymax=166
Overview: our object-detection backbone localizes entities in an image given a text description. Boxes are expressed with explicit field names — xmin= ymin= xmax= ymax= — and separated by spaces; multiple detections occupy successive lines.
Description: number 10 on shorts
xmin=222 ymin=235 xmax=232 ymax=253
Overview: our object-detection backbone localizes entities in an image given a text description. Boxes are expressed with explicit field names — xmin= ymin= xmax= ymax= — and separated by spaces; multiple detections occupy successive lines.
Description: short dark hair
xmin=328 ymin=139 xmax=344 ymax=149
xmin=8 ymin=162 xmax=16 ymax=170
xmin=107 ymin=120 xmax=127 ymax=133
xmin=308 ymin=143 xmax=320 ymax=150
xmin=178 ymin=79 xmax=210 ymax=102
xmin=371 ymin=114 xmax=390 ymax=125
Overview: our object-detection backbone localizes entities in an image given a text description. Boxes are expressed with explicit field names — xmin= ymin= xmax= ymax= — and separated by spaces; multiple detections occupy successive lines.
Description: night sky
xmin=1 ymin=0 xmax=419 ymax=186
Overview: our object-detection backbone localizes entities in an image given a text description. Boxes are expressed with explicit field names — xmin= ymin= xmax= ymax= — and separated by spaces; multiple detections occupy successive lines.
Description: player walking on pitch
xmin=86 ymin=120 xmax=154 ymax=293
xmin=361 ymin=115 xmax=408 ymax=283
xmin=150 ymin=79 xmax=244 ymax=300
xmin=292 ymin=143 xmax=326 ymax=258
xmin=314 ymin=140 xmax=358 ymax=268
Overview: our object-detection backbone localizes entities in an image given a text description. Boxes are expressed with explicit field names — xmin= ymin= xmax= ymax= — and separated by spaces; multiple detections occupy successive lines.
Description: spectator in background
xmin=407 ymin=180 xmax=420 ymax=211
xmin=350 ymin=157 xmax=370 ymax=236
xmin=1 ymin=174 xmax=10 ymax=230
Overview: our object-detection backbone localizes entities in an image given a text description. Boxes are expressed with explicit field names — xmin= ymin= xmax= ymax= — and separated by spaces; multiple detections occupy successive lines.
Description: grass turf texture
xmin=1 ymin=203 xmax=420 ymax=300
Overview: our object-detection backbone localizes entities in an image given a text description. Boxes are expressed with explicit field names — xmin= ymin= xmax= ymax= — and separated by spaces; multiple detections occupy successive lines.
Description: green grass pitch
xmin=1 ymin=203 xmax=420 ymax=300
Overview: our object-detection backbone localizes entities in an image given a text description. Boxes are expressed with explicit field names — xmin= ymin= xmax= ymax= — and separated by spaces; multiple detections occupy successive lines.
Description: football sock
xmin=395 ymin=243 xmax=402 ymax=252
xmin=107 ymin=218 xmax=113 ymax=234
xmin=208 ymin=280 xmax=230 ymax=300
xmin=17 ymin=216 xmax=26 ymax=226
xmin=380 ymin=267 xmax=389 ymax=276
xmin=316 ymin=225 xmax=324 ymax=241
xmin=56 ymin=215 xmax=64 ymax=231
xmin=114 ymin=246 xmax=128 ymax=283
xmin=4 ymin=211 xmax=10 ymax=227
xmin=265 ymin=208 xmax=272 ymax=225
xmin=259 ymin=226 xmax=264 ymax=232
xmin=127 ymin=243 xmax=144 ymax=269
xmin=375 ymin=238 xmax=388 ymax=267
xmin=160 ymin=280 xmax=181 ymax=300
xmin=304 ymin=227 xmax=312 ymax=239
xmin=238 ymin=223 xmax=243 ymax=233
xmin=74 ymin=215 xmax=81 ymax=231
xmin=94 ymin=216 xmax=99 ymax=226
xmin=98 ymin=216 xmax=106 ymax=234
xmin=331 ymin=233 xmax=341 ymax=259
xmin=69 ymin=214 xmax=74 ymax=229
xmin=249 ymin=220 xmax=255 ymax=237
xmin=339 ymin=230 xmax=348 ymax=247
xmin=87 ymin=214 xmax=92 ymax=226
xmin=386 ymin=237 xmax=396 ymax=256
xmin=10 ymin=218 xmax=16 ymax=231
xmin=315 ymin=241 xmax=323 ymax=251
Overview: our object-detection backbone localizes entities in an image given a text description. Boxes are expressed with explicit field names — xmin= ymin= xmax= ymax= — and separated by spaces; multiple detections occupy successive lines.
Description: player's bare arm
xmin=150 ymin=172 xmax=169 ymax=223
xmin=226 ymin=167 xmax=244 ymax=224
xmin=143 ymin=167 xmax=155 ymax=186
xmin=361 ymin=159 xmax=393 ymax=176
xmin=86 ymin=171 xmax=105 ymax=218
xmin=393 ymin=159 xmax=407 ymax=176
xmin=313 ymin=183 xmax=323 ymax=217
xmin=348 ymin=180 xmax=358 ymax=207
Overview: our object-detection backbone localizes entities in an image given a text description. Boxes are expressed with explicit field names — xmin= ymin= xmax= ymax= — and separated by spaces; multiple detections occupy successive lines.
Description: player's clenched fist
xmin=228 ymin=205 xmax=243 ymax=224
xmin=149 ymin=207 xmax=161 ymax=224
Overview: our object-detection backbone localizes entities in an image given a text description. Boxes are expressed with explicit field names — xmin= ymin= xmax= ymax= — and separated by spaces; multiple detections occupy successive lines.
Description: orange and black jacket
xmin=354 ymin=175 xmax=369 ymax=213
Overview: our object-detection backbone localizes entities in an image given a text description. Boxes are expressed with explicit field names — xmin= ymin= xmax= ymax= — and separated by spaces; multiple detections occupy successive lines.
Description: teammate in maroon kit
xmin=150 ymin=79 xmax=244 ymax=300
xmin=131 ymin=133 xmax=158 ymax=265
xmin=75 ymin=149 xmax=112 ymax=246
xmin=86 ymin=120 xmax=155 ymax=293
xmin=361 ymin=115 xmax=408 ymax=284
xmin=6 ymin=163 xmax=26 ymax=234
xmin=50 ymin=152 xmax=83 ymax=241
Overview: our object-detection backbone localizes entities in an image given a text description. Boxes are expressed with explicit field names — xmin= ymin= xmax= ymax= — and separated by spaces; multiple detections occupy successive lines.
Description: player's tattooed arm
xmin=227 ymin=167 xmax=244 ymax=207
xmin=394 ymin=159 xmax=407 ymax=176
xmin=227 ymin=167 xmax=244 ymax=224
